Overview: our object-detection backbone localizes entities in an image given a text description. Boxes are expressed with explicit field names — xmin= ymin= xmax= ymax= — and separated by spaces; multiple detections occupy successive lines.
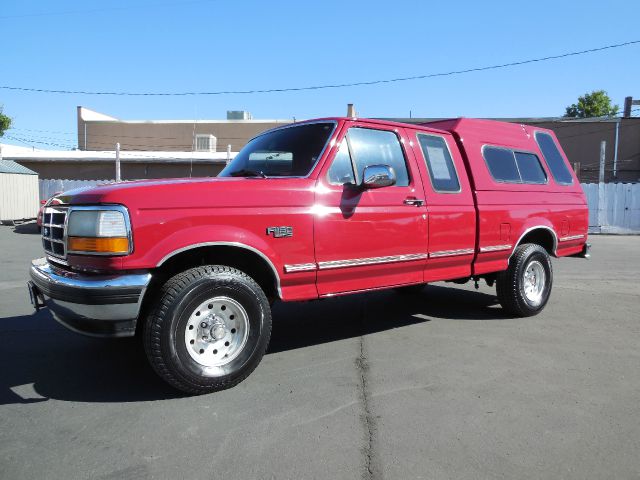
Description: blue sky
xmin=2 ymin=0 xmax=639 ymax=150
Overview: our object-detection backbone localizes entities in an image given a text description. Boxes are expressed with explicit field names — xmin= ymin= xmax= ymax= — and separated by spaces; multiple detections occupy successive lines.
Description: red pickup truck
xmin=29 ymin=117 xmax=589 ymax=394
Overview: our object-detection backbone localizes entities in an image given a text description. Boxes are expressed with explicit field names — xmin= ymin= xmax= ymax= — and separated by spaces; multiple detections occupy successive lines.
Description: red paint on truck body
xmin=58 ymin=117 xmax=587 ymax=301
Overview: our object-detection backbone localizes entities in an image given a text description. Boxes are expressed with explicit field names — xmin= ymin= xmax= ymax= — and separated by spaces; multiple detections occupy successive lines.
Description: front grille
xmin=42 ymin=206 xmax=68 ymax=258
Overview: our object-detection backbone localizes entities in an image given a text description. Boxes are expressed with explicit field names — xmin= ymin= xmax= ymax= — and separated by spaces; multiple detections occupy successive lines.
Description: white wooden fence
xmin=38 ymin=179 xmax=640 ymax=234
xmin=581 ymin=183 xmax=640 ymax=234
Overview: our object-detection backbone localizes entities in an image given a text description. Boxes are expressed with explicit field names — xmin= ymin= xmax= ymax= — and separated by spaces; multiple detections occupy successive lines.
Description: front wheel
xmin=143 ymin=265 xmax=272 ymax=394
xmin=496 ymin=243 xmax=553 ymax=317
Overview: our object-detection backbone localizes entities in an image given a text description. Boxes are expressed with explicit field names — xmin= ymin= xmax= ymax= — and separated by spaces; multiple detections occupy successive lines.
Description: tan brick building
xmin=77 ymin=107 xmax=291 ymax=153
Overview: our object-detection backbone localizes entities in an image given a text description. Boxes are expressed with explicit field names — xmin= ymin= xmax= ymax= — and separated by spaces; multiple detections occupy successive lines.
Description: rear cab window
xmin=534 ymin=131 xmax=574 ymax=185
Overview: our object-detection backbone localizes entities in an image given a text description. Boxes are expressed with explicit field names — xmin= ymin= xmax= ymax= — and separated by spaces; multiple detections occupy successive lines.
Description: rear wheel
xmin=143 ymin=265 xmax=272 ymax=394
xmin=496 ymin=243 xmax=553 ymax=317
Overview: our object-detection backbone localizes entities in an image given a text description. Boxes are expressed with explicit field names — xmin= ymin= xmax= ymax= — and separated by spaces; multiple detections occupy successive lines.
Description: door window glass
xmin=327 ymin=140 xmax=355 ymax=184
xmin=348 ymin=128 xmax=410 ymax=186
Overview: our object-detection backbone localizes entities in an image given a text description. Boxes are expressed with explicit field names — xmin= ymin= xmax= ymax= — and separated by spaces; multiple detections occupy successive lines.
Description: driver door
xmin=313 ymin=123 xmax=428 ymax=296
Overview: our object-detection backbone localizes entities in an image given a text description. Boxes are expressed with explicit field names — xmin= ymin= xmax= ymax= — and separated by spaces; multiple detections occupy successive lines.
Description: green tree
xmin=564 ymin=90 xmax=619 ymax=118
xmin=0 ymin=106 xmax=11 ymax=137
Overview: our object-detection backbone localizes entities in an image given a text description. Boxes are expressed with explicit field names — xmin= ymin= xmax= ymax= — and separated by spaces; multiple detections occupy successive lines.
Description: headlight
xmin=67 ymin=207 xmax=131 ymax=255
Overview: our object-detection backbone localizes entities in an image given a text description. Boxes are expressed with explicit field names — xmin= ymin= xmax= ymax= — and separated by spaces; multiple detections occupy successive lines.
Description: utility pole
xmin=115 ymin=142 xmax=121 ymax=182
xmin=598 ymin=141 xmax=606 ymax=183
xmin=347 ymin=104 xmax=357 ymax=118
xmin=597 ymin=141 xmax=606 ymax=231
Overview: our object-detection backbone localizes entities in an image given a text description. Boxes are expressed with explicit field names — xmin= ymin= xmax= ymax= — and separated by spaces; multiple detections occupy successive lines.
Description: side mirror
xmin=362 ymin=164 xmax=396 ymax=189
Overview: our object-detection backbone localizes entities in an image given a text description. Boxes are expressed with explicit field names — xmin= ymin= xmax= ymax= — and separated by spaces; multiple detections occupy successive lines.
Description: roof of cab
xmin=292 ymin=117 xmax=453 ymax=135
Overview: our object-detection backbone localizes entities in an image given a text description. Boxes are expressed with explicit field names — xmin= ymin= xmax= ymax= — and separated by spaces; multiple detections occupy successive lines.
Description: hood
xmin=56 ymin=176 xmax=315 ymax=210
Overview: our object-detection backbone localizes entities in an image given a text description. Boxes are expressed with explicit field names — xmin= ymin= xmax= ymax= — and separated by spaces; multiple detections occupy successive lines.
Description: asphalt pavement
xmin=1 ymin=223 xmax=638 ymax=480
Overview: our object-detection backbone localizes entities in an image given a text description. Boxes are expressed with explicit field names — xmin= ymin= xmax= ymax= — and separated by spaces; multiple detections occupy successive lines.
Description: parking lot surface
xmin=1 ymin=223 xmax=639 ymax=480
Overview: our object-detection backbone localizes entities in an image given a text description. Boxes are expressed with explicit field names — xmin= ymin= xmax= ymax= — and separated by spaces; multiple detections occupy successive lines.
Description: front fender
xmin=123 ymin=224 xmax=282 ymax=274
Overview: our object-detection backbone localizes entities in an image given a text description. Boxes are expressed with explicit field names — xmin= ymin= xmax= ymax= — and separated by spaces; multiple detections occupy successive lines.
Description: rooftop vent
xmin=227 ymin=111 xmax=253 ymax=120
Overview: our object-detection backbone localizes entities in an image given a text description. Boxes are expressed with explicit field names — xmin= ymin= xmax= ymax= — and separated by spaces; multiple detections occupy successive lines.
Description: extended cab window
xmin=535 ymin=131 xmax=574 ymax=185
xmin=327 ymin=128 xmax=410 ymax=186
xmin=416 ymin=134 xmax=460 ymax=192
xmin=483 ymin=146 xmax=547 ymax=184
xmin=220 ymin=122 xmax=335 ymax=177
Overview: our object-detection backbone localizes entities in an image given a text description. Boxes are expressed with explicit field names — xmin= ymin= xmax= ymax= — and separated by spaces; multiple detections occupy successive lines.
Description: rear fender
xmin=510 ymin=222 xmax=558 ymax=259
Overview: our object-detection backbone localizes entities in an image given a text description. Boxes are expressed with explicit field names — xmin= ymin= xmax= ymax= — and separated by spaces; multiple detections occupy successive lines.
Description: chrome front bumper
xmin=29 ymin=258 xmax=152 ymax=338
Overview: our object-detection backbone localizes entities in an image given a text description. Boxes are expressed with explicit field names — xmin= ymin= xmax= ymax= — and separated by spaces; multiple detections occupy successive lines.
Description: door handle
xmin=403 ymin=197 xmax=425 ymax=207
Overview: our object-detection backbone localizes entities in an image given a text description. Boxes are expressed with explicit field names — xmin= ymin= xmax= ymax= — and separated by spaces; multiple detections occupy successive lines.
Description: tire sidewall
xmin=516 ymin=247 xmax=553 ymax=312
xmin=162 ymin=272 xmax=269 ymax=385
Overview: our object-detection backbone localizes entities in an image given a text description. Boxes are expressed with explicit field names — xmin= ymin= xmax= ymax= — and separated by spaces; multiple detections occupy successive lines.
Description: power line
xmin=9 ymin=127 xmax=76 ymax=136
xmin=1 ymin=40 xmax=639 ymax=97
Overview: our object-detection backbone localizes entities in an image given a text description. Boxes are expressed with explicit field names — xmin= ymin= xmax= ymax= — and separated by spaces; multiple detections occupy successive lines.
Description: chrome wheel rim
xmin=523 ymin=260 xmax=546 ymax=306
xmin=184 ymin=296 xmax=250 ymax=367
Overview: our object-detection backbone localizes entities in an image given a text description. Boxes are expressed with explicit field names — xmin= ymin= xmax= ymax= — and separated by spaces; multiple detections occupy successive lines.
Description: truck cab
xmin=29 ymin=117 xmax=589 ymax=394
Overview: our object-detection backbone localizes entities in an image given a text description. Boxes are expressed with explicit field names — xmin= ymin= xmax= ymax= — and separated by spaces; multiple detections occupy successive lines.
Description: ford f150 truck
xmin=28 ymin=117 xmax=590 ymax=394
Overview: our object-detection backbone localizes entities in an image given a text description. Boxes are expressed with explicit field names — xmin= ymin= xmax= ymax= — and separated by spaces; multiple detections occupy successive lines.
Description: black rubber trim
xmin=52 ymin=312 xmax=137 ymax=337
xmin=30 ymin=270 xmax=141 ymax=305
xmin=569 ymin=243 xmax=591 ymax=259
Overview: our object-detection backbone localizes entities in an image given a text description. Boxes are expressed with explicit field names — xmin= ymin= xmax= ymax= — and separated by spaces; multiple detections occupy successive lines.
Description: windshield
xmin=219 ymin=122 xmax=335 ymax=177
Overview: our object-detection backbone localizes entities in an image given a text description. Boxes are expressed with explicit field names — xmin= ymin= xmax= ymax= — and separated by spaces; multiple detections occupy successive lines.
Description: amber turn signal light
xmin=68 ymin=237 xmax=130 ymax=254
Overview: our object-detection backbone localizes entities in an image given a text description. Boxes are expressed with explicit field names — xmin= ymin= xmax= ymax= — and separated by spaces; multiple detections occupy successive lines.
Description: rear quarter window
xmin=534 ymin=132 xmax=574 ymax=185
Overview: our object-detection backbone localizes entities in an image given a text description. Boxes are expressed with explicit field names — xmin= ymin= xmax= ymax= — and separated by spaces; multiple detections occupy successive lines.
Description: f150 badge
xmin=266 ymin=226 xmax=293 ymax=238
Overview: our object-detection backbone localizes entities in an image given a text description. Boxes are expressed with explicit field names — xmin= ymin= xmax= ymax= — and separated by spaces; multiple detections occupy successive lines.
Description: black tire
xmin=394 ymin=284 xmax=426 ymax=295
xmin=496 ymin=243 xmax=553 ymax=317
xmin=143 ymin=265 xmax=272 ymax=394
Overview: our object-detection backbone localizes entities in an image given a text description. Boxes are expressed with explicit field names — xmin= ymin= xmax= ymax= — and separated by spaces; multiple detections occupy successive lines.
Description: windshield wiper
xmin=229 ymin=169 xmax=267 ymax=178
